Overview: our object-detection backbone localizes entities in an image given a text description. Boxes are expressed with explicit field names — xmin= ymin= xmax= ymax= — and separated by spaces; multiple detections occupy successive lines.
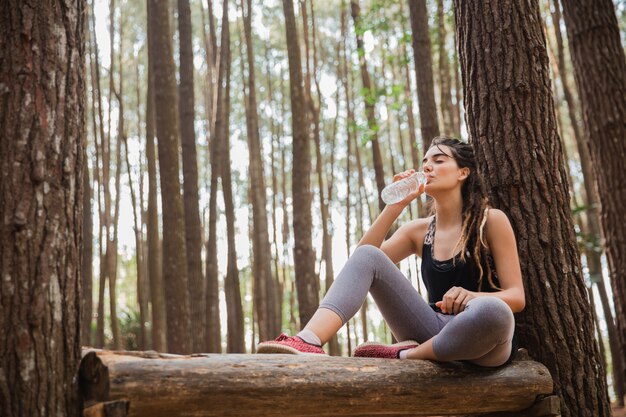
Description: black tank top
xmin=420 ymin=217 xmax=518 ymax=363
xmin=420 ymin=217 xmax=500 ymax=306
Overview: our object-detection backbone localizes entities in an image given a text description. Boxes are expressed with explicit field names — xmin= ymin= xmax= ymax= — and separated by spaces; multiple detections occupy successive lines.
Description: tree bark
xmin=0 ymin=1 xmax=85 ymax=415
xmin=177 ymin=0 xmax=205 ymax=354
xmin=282 ymin=0 xmax=319 ymax=328
xmin=408 ymin=0 xmax=440 ymax=152
xmin=147 ymin=0 xmax=192 ymax=354
xmin=241 ymin=0 xmax=279 ymax=342
xmin=350 ymin=0 xmax=387 ymax=212
xmin=559 ymin=0 xmax=626 ymax=391
xmin=453 ymin=1 xmax=611 ymax=416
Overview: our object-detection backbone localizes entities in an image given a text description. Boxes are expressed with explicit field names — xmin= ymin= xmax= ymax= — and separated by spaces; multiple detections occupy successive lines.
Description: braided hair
xmin=428 ymin=136 xmax=498 ymax=291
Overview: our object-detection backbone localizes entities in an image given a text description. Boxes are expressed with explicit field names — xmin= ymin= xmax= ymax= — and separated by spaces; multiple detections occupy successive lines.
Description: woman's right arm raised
xmin=357 ymin=170 xmax=426 ymax=263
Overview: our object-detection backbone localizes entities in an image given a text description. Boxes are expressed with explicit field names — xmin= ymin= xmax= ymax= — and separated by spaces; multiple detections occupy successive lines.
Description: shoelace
xmin=275 ymin=333 xmax=291 ymax=342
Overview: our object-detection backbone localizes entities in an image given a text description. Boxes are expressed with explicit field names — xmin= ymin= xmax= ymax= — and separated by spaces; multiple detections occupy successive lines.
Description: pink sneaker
xmin=257 ymin=333 xmax=326 ymax=355
xmin=353 ymin=340 xmax=419 ymax=359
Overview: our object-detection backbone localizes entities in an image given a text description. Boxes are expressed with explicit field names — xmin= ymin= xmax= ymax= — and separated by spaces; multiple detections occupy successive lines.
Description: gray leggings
xmin=319 ymin=245 xmax=515 ymax=367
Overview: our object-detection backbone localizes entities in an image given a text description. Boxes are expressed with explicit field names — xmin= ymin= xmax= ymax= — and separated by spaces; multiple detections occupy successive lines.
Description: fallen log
xmin=79 ymin=349 xmax=553 ymax=417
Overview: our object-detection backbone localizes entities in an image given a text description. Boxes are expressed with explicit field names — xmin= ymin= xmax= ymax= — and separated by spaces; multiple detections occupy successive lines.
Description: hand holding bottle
xmin=381 ymin=169 xmax=426 ymax=206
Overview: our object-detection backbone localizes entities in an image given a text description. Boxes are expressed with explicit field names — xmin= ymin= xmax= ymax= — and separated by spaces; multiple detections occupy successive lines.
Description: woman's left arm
xmin=480 ymin=209 xmax=525 ymax=312
xmin=438 ymin=209 xmax=525 ymax=314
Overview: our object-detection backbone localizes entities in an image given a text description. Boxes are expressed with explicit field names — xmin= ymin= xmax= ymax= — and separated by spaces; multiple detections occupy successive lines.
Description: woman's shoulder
xmin=403 ymin=215 xmax=434 ymax=255
xmin=484 ymin=208 xmax=514 ymax=245
xmin=485 ymin=208 xmax=512 ymax=228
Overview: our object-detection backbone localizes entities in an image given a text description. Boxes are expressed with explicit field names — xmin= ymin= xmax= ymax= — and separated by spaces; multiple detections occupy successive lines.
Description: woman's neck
xmin=433 ymin=191 xmax=463 ymax=229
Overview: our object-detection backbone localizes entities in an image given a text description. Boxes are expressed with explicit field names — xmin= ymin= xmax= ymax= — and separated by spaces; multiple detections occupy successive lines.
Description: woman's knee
xmin=466 ymin=296 xmax=514 ymax=333
xmin=352 ymin=244 xmax=388 ymax=262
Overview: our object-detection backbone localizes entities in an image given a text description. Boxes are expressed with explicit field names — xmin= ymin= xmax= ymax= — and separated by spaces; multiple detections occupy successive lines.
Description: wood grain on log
xmin=79 ymin=349 xmax=553 ymax=417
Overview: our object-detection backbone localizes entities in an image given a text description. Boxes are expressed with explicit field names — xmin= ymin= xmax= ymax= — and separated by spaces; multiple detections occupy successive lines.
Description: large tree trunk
xmin=177 ymin=0 xmax=205 ymax=354
xmin=408 ymin=0 xmax=440 ymax=152
xmin=282 ymin=0 xmax=319 ymax=329
xmin=548 ymin=0 xmax=625 ymax=404
xmin=215 ymin=0 xmax=245 ymax=353
xmin=145 ymin=42 xmax=167 ymax=352
xmin=147 ymin=0 xmax=192 ymax=355
xmin=241 ymin=0 xmax=279 ymax=343
xmin=0 ymin=1 xmax=85 ymax=415
xmin=453 ymin=1 xmax=611 ymax=416
xmin=350 ymin=0 xmax=387 ymax=212
xmin=559 ymin=0 xmax=626 ymax=390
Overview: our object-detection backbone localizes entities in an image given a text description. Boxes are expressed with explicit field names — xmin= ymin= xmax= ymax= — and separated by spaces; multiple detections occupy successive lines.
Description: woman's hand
xmin=436 ymin=287 xmax=477 ymax=315
xmin=390 ymin=169 xmax=425 ymax=206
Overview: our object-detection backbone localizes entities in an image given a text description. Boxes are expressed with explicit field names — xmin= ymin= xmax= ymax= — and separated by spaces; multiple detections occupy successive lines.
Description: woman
xmin=257 ymin=137 xmax=525 ymax=366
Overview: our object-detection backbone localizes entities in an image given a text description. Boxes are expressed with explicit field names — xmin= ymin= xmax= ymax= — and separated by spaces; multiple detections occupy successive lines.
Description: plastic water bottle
xmin=380 ymin=172 xmax=426 ymax=205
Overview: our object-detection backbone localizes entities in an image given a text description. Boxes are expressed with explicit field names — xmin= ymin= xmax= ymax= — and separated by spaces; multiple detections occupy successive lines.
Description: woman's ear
xmin=458 ymin=167 xmax=470 ymax=181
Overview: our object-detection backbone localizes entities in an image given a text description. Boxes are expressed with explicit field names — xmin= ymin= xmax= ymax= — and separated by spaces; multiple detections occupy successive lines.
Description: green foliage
xmin=119 ymin=308 xmax=144 ymax=351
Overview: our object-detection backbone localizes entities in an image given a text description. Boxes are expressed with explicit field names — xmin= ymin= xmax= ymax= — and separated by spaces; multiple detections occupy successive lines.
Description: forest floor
xmin=612 ymin=403 xmax=626 ymax=417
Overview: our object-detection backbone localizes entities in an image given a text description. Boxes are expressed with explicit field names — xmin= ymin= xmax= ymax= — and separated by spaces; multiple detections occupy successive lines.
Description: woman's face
xmin=421 ymin=145 xmax=469 ymax=194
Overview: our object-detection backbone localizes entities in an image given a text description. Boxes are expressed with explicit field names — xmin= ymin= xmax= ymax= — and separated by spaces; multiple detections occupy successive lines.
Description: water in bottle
xmin=380 ymin=172 xmax=425 ymax=205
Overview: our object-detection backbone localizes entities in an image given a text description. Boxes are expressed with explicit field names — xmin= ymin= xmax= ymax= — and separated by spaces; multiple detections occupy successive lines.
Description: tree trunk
xmin=559 ymin=0 xmax=626 ymax=391
xmin=266 ymin=44 xmax=284 ymax=335
xmin=436 ymin=0 xmax=455 ymax=135
xmin=177 ymin=0 xmax=205 ymax=354
xmin=91 ymin=0 xmax=110 ymax=348
xmin=350 ymin=0 xmax=387 ymax=212
xmin=399 ymin=1 xmax=422 ymax=173
xmin=107 ymin=131 xmax=122 ymax=350
xmin=87 ymin=2 xmax=104 ymax=349
xmin=108 ymin=29 xmax=125 ymax=350
xmin=241 ymin=0 xmax=279 ymax=342
xmin=83 ymin=105 xmax=94 ymax=347
xmin=216 ymin=0 xmax=245 ymax=353
xmin=282 ymin=0 xmax=319 ymax=329
xmin=0 ymin=1 xmax=85 ymax=415
xmin=122 ymin=133 xmax=145 ymax=350
xmin=147 ymin=0 xmax=192 ymax=354
xmin=145 ymin=43 xmax=167 ymax=352
xmin=548 ymin=0 xmax=625 ymax=404
xmin=453 ymin=1 xmax=611 ymax=416
xmin=408 ymin=0 xmax=440 ymax=152
xmin=134 ymin=55 xmax=149 ymax=351
xmin=200 ymin=0 xmax=222 ymax=354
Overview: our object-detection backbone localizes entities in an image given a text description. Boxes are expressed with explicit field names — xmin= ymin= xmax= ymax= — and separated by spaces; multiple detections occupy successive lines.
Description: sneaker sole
xmin=256 ymin=343 xmax=325 ymax=355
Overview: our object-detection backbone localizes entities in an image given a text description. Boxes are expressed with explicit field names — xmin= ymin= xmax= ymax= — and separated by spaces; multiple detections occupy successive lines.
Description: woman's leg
xmin=313 ymin=245 xmax=446 ymax=344
xmin=417 ymin=296 xmax=515 ymax=366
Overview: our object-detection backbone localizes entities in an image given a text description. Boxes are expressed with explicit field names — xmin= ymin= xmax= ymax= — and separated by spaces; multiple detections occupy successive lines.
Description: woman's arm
xmin=438 ymin=209 xmax=526 ymax=314
xmin=483 ymin=209 xmax=525 ymax=312
xmin=357 ymin=170 xmax=426 ymax=263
